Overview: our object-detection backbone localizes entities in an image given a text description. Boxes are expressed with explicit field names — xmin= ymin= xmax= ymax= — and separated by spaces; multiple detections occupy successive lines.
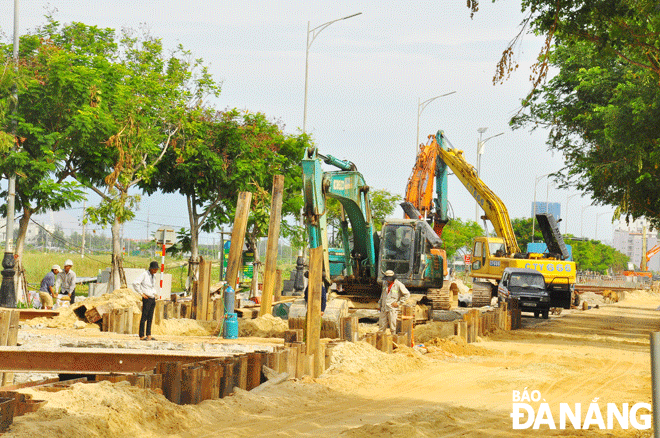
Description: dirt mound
xmin=152 ymin=319 xmax=216 ymax=336
xmin=325 ymin=341 xmax=428 ymax=379
xmin=425 ymin=335 xmax=495 ymax=357
xmin=239 ymin=314 xmax=288 ymax=338
xmin=625 ymin=289 xmax=658 ymax=301
xmin=25 ymin=288 xmax=140 ymax=329
xmin=579 ymin=291 xmax=605 ymax=306
xmin=414 ymin=321 xmax=456 ymax=343
xmin=8 ymin=381 xmax=201 ymax=437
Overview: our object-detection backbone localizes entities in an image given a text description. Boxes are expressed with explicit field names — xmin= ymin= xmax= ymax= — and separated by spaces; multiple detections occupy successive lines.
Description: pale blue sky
xmin=1 ymin=1 xmax=617 ymax=245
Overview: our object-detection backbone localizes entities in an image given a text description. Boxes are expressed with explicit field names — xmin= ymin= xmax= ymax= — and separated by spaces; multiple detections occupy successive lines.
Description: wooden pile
xmin=191 ymin=257 xmax=223 ymax=321
xmin=0 ymin=390 xmax=46 ymax=432
xmin=0 ymin=310 xmax=19 ymax=387
xmin=288 ymin=298 xmax=348 ymax=339
xmin=77 ymin=299 xmax=142 ymax=335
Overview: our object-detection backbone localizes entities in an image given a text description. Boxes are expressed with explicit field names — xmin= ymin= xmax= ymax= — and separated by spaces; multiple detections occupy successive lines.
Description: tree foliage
xmin=147 ymin=108 xmax=309 ymax=279
xmin=441 ymin=218 xmax=483 ymax=260
xmin=511 ymin=33 xmax=660 ymax=227
xmin=511 ymin=217 xmax=545 ymax=250
xmin=471 ymin=1 xmax=660 ymax=228
xmin=1 ymin=18 xmax=218 ymax=290
xmin=324 ymin=188 xmax=402 ymax=247
xmin=371 ymin=189 xmax=402 ymax=232
xmin=567 ymin=237 xmax=629 ymax=274
xmin=471 ymin=1 xmax=660 ymax=88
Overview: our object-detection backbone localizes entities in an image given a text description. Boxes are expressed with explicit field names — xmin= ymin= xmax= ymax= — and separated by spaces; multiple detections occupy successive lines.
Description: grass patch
xmin=19 ymin=251 xmax=296 ymax=295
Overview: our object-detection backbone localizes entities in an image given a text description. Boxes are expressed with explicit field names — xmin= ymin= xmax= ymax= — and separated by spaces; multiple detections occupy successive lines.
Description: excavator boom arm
xmin=433 ymin=131 xmax=522 ymax=254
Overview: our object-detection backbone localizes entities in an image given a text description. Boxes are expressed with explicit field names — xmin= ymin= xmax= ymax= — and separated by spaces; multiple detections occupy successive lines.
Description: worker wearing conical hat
xmin=378 ymin=270 xmax=410 ymax=332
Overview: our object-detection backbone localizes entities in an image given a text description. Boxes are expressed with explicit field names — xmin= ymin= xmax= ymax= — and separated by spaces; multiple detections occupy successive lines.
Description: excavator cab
xmin=378 ymin=219 xmax=444 ymax=290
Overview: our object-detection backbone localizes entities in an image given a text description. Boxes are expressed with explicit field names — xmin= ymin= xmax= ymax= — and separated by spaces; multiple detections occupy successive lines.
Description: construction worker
xmin=38 ymin=265 xmax=60 ymax=309
xmin=133 ymin=261 xmax=159 ymax=341
xmin=303 ymin=270 xmax=328 ymax=314
xmin=378 ymin=269 xmax=410 ymax=332
xmin=56 ymin=259 xmax=77 ymax=305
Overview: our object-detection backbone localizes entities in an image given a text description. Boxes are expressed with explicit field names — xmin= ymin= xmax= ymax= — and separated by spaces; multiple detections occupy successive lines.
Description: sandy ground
xmin=4 ymin=290 xmax=659 ymax=437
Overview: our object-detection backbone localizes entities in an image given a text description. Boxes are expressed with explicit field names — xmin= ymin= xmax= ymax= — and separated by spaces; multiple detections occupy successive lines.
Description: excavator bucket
xmin=535 ymin=212 xmax=570 ymax=260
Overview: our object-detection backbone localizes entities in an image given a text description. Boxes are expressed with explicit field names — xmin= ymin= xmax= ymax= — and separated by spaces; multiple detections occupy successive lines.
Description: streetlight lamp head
xmin=342 ymin=12 xmax=362 ymax=20
xmin=477 ymin=127 xmax=488 ymax=134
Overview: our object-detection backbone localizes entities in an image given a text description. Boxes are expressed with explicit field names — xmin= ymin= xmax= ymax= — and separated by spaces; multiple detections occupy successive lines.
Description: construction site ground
xmin=4 ymin=289 xmax=658 ymax=437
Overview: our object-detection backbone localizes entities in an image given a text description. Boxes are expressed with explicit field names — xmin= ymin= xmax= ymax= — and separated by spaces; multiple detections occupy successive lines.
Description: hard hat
xmin=383 ymin=270 xmax=396 ymax=281
xmin=52 ymin=264 xmax=61 ymax=271
xmin=64 ymin=259 xmax=73 ymax=267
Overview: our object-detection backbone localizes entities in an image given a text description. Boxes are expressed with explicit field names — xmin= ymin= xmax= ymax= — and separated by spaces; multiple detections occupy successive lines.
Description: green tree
xmin=511 ymin=217 xmax=544 ymax=251
xmin=0 ymin=30 xmax=86 ymax=293
xmin=470 ymin=1 xmax=660 ymax=87
xmin=471 ymin=1 xmax=660 ymax=227
xmin=13 ymin=20 xmax=220 ymax=291
xmin=147 ymin=109 xmax=308 ymax=287
xmin=567 ymin=238 xmax=629 ymax=273
xmin=441 ymin=218 xmax=483 ymax=260
xmin=371 ymin=189 xmax=402 ymax=232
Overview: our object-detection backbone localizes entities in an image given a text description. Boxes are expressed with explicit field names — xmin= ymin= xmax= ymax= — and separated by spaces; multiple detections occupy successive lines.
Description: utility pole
xmin=81 ymin=199 xmax=86 ymax=258
xmin=0 ymin=0 xmax=20 ymax=308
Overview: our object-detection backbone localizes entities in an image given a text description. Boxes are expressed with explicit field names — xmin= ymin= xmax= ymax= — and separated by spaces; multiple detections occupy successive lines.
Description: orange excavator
xmin=628 ymin=228 xmax=660 ymax=277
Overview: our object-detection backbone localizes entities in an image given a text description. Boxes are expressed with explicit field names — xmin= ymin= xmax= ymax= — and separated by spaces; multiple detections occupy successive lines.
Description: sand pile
xmin=579 ymin=291 xmax=604 ymax=306
xmin=424 ymin=335 xmax=494 ymax=357
xmin=626 ymin=289 xmax=657 ymax=300
xmin=358 ymin=323 xmax=379 ymax=337
xmin=414 ymin=321 xmax=456 ymax=343
xmin=7 ymin=381 xmax=202 ymax=437
xmin=239 ymin=314 xmax=288 ymax=338
xmin=25 ymin=288 xmax=141 ymax=329
xmin=152 ymin=319 xmax=216 ymax=336
xmin=325 ymin=341 xmax=428 ymax=379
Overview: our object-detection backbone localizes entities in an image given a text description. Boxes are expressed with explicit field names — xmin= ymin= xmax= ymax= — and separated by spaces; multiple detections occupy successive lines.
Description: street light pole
xmin=475 ymin=127 xmax=487 ymax=222
xmin=300 ymin=12 xmax=360 ymax=259
xmin=302 ymin=12 xmax=361 ymax=134
xmin=475 ymin=129 xmax=504 ymax=223
xmin=1 ymin=0 xmax=19 ymax=308
xmin=532 ymin=173 xmax=551 ymax=243
xmin=565 ymin=193 xmax=578 ymax=235
xmin=416 ymin=91 xmax=456 ymax=153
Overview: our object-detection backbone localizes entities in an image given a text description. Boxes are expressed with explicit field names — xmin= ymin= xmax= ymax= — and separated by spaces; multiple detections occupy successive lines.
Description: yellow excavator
xmin=403 ymin=130 xmax=575 ymax=309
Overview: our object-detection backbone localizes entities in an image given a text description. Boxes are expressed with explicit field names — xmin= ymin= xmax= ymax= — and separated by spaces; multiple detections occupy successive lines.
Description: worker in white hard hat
xmin=378 ymin=269 xmax=410 ymax=333
xmin=38 ymin=265 xmax=60 ymax=309
xmin=56 ymin=259 xmax=77 ymax=305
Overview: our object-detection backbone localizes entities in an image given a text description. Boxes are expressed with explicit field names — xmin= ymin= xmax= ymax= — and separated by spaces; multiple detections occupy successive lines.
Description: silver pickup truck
xmin=498 ymin=267 xmax=551 ymax=319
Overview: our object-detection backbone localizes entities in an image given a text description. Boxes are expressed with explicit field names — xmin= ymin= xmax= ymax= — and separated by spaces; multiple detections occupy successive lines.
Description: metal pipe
xmin=651 ymin=331 xmax=660 ymax=438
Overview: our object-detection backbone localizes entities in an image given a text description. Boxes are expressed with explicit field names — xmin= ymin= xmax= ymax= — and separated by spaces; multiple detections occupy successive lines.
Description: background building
xmin=531 ymin=201 xmax=561 ymax=220
xmin=612 ymin=218 xmax=660 ymax=271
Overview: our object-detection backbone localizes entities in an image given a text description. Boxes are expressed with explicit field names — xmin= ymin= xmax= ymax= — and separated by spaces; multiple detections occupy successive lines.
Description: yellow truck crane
xmin=404 ymin=130 xmax=575 ymax=309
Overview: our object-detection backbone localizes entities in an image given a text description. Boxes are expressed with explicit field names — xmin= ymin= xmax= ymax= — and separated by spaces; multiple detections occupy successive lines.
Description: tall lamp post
xmin=416 ymin=91 xmax=456 ymax=153
xmin=565 ymin=193 xmax=579 ymax=235
xmin=474 ymin=129 xmax=504 ymax=222
xmin=300 ymin=12 xmax=360 ymax=260
xmin=1 ymin=0 xmax=19 ymax=308
xmin=531 ymin=173 xmax=552 ymax=242
xmin=302 ymin=12 xmax=361 ymax=134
